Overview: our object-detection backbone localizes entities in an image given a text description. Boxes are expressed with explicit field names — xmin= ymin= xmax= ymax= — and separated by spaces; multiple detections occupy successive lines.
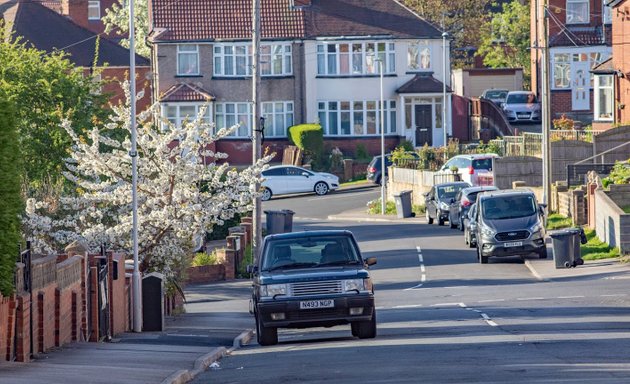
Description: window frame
xmin=88 ymin=0 xmax=101 ymax=20
xmin=566 ymin=0 xmax=589 ymax=24
xmin=407 ymin=40 xmax=432 ymax=71
xmin=317 ymin=100 xmax=397 ymax=136
xmin=261 ymin=101 xmax=294 ymax=137
xmin=214 ymin=43 xmax=293 ymax=77
xmin=214 ymin=102 xmax=253 ymax=137
xmin=593 ymin=74 xmax=614 ymax=121
xmin=161 ymin=103 xmax=212 ymax=131
xmin=316 ymin=41 xmax=395 ymax=76
xmin=177 ymin=44 xmax=200 ymax=76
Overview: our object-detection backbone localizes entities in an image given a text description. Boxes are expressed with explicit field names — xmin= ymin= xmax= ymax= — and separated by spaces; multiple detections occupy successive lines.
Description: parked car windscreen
xmin=506 ymin=93 xmax=537 ymax=104
xmin=481 ymin=195 xmax=537 ymax=220
xmin=262 ymin=236 xmax=361 ymax=271
xmin=437 ymin=185 xmax=467 ymax=200
xmin=472 ymin=158 xmax=494 ymax=170
xmin=485 ymin=90 xmax=507 ymax=99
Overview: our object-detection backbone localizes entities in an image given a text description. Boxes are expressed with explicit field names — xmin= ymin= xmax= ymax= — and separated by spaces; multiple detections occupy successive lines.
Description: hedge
xmin=0 ymin=95 xmax=23 ymax=296
xmin=287 ymin=123 xmax=323 ymax=156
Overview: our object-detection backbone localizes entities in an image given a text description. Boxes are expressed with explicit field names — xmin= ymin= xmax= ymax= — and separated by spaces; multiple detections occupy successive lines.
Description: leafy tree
xmin=0 ymin=25 xmax=110 ymax=192
xmin=103 ymin=0 xmax=151 ymax=57
xmin=399 ymin=0 xmax=493 ymax=67
xmin=24 ymin=83 xmax=272 ymax=276
xmin=476 ymin=0 xmax=531 ymax=86
xmin=0 ymin=95 xmax=23 ymax=296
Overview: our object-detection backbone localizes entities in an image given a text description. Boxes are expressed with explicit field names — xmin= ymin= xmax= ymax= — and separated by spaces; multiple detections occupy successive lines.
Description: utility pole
xmin=129 ymin=0 xmax=142 ymax=332
xmin=442 ymin=13 xmax=448 ymax=151
xmin=378 ymin=59 xmax=385 ymax=215
xmin=541 ymin=1 xmax=552 ymax=207
xmin=252 ymin=0 xmax=262 ymax=262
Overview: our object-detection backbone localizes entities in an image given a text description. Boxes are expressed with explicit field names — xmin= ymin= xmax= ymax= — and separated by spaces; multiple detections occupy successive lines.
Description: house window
xmin=594 ymin=75 xmax=614 ymax=121
xmin=214 ymin=43 xmax=292 ymax=77
xmin=408 ymin=40 xmax=431 ymax=71
xmin=317 ymin=100 xmax=396 ymax=136
xmin=88 ymin=1 xmax=100 ymax=20
xmin=215 ymin=103 xmax=251 ymax=137
xmin=316 ymin=41 xmax=395 ymax=76
xmin=162 ymin=104 xmax=212 ymax=131
xmin=262 ymin=102 xmax=294 ymax=137
xmin=553 ymin=53 xmax=571 ymax=88
xmin=603 ymin=3 xmax=612 ymax=24
xmin=566 ymin=0 xmax=589 ymax=24
xmin=177 ymin=45 xmax=200 ymax=76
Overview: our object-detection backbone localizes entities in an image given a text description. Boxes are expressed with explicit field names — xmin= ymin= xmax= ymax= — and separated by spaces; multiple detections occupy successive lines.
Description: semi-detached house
xmin=148 ymin=0 xmax=451 ymax=164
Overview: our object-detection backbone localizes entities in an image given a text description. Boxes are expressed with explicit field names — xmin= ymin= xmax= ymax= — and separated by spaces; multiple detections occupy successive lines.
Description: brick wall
xmin=31 ymin=256 xmax=57 ymax=354
xmin=101 ymin=67 xmax=153 ymax=113
xmin=55 ymin=256 xmax=83 ymax=347
xmin=612 ymin=1 xmax=630 ymax=125
xmin=185 ymin=265 xmax=226 ymax=284
xmin=14 ymin=294 xmax=30 ymax=362
xmin=0 ymin=294 xmax=13 ymax=361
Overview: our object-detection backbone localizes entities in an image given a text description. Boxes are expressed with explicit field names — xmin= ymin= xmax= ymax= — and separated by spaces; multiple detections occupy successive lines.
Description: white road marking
xmin=306 ymin=190 xmax=374 ymax=201
xmin=478 ymin=299 xmax=506 ymax=303
xmin=516 ymin=297 xmax=546 ymax=301
xmin=393 ymin=304 xmax=424 ymax=309
xmin=481 ymin=313 xmax=491 ymax=320
xmin=601 ymin=294 xmax=627 ymax=297
xmin=404 ymin=283 xmax=423 ymax=291
xmin=420 ymin=265 xmax=426 ymax=273
xmin=432 ymin=302 xmax=463 ymax=307
xmin=406 ymin=246 xmax=426 ymax=290
xmin=557 ymin=295 xmax=585 ymax=299
xmin=418 ymin=254 xmax=424 ymax=263
xmin=420 ymin=274 xmax=426 ymax=282
xmin=486 ymin=320 xmax=499 ymax=327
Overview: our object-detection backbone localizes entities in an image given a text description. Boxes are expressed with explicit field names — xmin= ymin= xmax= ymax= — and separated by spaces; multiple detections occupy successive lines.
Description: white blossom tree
xmin=102 ymin=0 xmax=150 ymax=57
xmin=24 ymin=83 xmax=271 ymax=276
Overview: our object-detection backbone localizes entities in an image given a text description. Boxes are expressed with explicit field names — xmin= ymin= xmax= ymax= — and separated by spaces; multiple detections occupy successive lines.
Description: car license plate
xmin=517 ymin=113 xmax=529 ymax=117
xmin=300 ymin=299 xmax=334 ymax=309
xmin=504 ymin=241 xmax=523 ymax=247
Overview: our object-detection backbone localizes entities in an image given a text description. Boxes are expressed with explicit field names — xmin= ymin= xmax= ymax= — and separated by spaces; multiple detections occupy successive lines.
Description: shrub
xmin=191 ymin=251 xmax=220 ymax=267
xmin=602 ymin=159 xmax=630 ymax=188
xmin=0 ymin=96 xmax=23 ymax=295
xmin=398 ymin=139 xmax=414 ymax=152
xmin=552 ymin=114 xmax=574 ymax=130
xmin=355 ymin=143 xmax=370 ymax=161
xmin=391 ymin=145 xmax=416 ymax=166
xmin=287 ymin=123 xmax=323 ymax=162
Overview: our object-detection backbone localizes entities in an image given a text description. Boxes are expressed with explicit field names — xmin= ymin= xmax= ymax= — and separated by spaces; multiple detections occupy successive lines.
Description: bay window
xmin=594 ymin=75 xmax=614 ymax=121
xmin=317 ymin=41 xmax=395 ymax=76
xmin=162 ymin=104 xmax=211 ymax=131
xmin=215 ymin=103 xmax=251 ymax=137
xmin=177 ymin=44 xmax=200 ymax=76
xmin=318 ymin=100 xmax=397 ymax=136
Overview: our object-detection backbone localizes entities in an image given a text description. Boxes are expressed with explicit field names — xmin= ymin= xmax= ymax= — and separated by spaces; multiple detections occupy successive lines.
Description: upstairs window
xmin=317 ymin=41 xmax=395 ymax=76
xmin=408 ymin=40 xmax=432 ymax=71
xmin=214 ymin=43 xmax=292 ymax=77
xmin=177 ymin=45 xmax=200 ymax=76
xmin=566 ymin=0 xmax=589 ymax=24
xmin=603 ymin=3 xmax=612 ymax=24
xmin=88 ymin=1 xmax=101 ymax=20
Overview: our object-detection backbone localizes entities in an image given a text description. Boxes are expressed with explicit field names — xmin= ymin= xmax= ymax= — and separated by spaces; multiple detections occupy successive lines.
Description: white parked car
xmin=501 ymin=91 xmax=541 ymax=123
xmin=438 ymin=153 xmax=499 ymax=187
xmin=261 ymin=165 xmax=340 ymax=201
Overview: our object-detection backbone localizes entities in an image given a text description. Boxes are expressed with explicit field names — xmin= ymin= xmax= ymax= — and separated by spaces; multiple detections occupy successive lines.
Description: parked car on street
xmin=463 ymin=203 xmax=478 ymax=248
xmin=474 ymin=189 xmax=548 ymax=264
xmin=480 ymin=88 xmax=509 ymax=107
xmin=448 ymin=186 xmax=499 ymax=230
xmin=437 ymin=153 xmax=499 ymax=186
xmin=366 ymin=152 xmax=420 ymax=185
xmin=261 ymin=165 xmax=339 ymax=201
xmin=424 ymin=181 xmax=470 ymax=226
xmin=248 ymin=230 xmax=377 ymax=346
xmin=501 ymin=91 xmax=541 ymax=123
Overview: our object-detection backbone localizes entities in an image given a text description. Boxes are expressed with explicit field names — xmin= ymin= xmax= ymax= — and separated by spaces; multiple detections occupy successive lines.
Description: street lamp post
xmin=129 ymin=0 xmax=142 ymax=332
xmin=442 ymin=30 xmax=448 ymax=150
xmin=376 ymin=58 xmax=385 ymax=215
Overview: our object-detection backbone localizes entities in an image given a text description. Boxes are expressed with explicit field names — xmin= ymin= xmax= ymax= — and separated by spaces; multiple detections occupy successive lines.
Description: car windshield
xmin=262 ymin=236 xmax=361 ymax=271
xmin=472 ymin=158 xmax=493 ymax=170
xmin=486 ymin=90 xmax=507 ymax=99
xmin=506 ymin=93 xmax=537 ymax=104
xmin=482 ymin=195 xmax=537 ymax=220
xmin=437 ymin=184 xmax=467 ymax=200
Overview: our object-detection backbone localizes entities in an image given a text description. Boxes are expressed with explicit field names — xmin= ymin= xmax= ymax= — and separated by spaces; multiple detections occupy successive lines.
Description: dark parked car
xmin=424 ymin=181 xmax=470 ymax=226
xmin=366 ymin=152 xmax=419 ymax=185
xmin=248 ymin=230 xmax=377 ymax=346
xmin=463 ymin=203 xmax=478 ymax=248
xmin=448 ymin=186 xmax=499 ymax=230
xmin=474 ymin=189 xmax=548 ymax=264
xmin=480 ymin=88 xmax=509 ymax=107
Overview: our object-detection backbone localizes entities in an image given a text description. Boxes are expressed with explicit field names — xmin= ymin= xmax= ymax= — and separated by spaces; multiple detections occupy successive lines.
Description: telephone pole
xmin=252 ymin=0 xmax=262 ymax=262
xmin=541 ymin=1 xmax=552 ymax=206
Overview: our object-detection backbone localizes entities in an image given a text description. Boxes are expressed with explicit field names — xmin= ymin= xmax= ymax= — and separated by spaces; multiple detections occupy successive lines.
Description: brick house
xmin=1 ymin=0 xmax=151 ymax=111
xmin=531 ymin=0 xmax=613 ymax=124
xmin=41 ymin=0 xmax=120 ymax=37
xmin=591 ymin=0 xmax=630 ymax=128
xmin=148 ymin=0 xmax=452 ymax=164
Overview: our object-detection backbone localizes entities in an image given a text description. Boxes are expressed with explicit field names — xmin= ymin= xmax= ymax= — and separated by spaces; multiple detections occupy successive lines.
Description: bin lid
xmin=565 ymin=228 xmax=581 ymax=234
xmin=548 ymin=229 xmax=572 ymax=238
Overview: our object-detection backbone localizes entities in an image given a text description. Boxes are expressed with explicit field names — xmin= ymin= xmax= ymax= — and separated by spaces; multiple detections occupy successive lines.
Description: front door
xmin=571 ymin=61 xmax=590 ymax=111
xmin=414 ymin=105 xmax=432 ymax=147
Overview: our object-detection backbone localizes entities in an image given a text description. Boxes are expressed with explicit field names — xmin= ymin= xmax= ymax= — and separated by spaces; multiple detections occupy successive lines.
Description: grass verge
xmin=366 ymin=198 xmax=425 ymax=216
xmin=581 ymin=229 xmax=620 ymax=261
xmin=546 ymin=213 xmax=573 ymax=230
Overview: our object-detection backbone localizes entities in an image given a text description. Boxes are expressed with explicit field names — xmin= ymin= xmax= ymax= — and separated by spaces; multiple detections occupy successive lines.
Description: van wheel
xmin=449 ymin=217 xmax=457 ymax=229
xmin=256 ymin=314 xmax=278 ymax=346
xmin=478 ymin=245 xmax=488 ymax=264
xmin=353 ymin=312 xmax=377 ymax=339
xmin=426 ymin=210 xmax=433 ymax=224
xmin=438 ymin=217 xmax=445 ymax=226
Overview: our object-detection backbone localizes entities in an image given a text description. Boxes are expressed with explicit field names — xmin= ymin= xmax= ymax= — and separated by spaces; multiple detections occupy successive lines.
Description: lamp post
xmin=129 ymin=0 xmax=142 ymax=332
xmin=376 ymin=57 xmax=385 ymax=215
xmin=442 ymin=30 xmax=448 ymax=150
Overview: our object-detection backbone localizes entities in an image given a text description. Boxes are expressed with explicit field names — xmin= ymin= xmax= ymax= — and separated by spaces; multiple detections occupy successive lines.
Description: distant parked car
xmin=480 ymin=88 xmax=509 ymax=107
xmin=501 ymin=91 xmax=541 ymax=123
xmin=437 ymin=153 xmax=499 ymax=187
xmin=463 ymin=203 xmax=478 ymax=248
xmin=261 ymin=165 xmax=339 ymax=201
xmin=424 ymin=181 xmax=470 ymax=226
xmin=366 ymin=152 xmax=419 ymax=185
xmin=448 ymin=186 xmax=499 ymax=230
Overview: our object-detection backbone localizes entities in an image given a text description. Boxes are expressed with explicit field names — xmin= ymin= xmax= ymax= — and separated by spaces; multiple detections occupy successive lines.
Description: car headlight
xmin=530 ymin=222 xmax=543 ymax=235
xmin=343 ymin=279 xmax=366 ymax=293
xmin=439 ymin=202 xmax=450 ymax=211
xmin=480 ymin=225 xmax=495 ymax=238
xmin=260 ymin=284 xmax=287 ymax=297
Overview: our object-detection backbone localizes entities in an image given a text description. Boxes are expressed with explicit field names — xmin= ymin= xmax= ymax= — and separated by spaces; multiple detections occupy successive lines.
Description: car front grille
xmin=290 ymin=280 xmax=342 ymax=296
xmin=495 ymin=230 xmax=530 ymax=241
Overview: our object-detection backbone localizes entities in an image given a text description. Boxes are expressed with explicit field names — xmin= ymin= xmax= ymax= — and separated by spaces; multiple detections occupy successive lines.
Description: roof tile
xmin=160 ymin=83 xmax=215 ymax=102
xmin=396 ymin=74 xmax=451 ymax=94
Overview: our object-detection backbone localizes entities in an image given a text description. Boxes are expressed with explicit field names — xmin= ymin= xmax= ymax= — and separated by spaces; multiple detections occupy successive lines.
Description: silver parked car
xmin=501 ymin=91 xmax=541 ymax=123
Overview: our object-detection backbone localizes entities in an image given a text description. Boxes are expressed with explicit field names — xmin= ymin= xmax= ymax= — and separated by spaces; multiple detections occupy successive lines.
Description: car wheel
xmin=538 ymin=246 xmax=548 ymax=259
xmin=353 ymin=311 xmax=377 ymax=339
xmin=261 ymin=187 xmax=272 ymax=201
xmin=438 ymin=217 xmax=445 ymax=226
xmin=478 ymin=244 xmax=488 ymax=264
xmin=314 ymin=181 xmax=329 ymax=196
xmin=255 ymin=313 xmax=278 ymax=346
xmin=426 ymin=210 xmax=433 ymax=225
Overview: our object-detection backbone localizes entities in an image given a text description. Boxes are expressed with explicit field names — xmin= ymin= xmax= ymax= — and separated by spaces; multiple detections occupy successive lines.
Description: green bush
xmin=238 ymin=244 xmax=253 ymax=278
xmin=602 ymin=159 xmax=630 ymax=188
xmin=391 ymin=145 xmax=416 ymax=166
xmin=398 ymin=140 xmax=414 ymax=152
xmin=355 ymin=143 xmax=370 ymax=161
xmin=191 ymin=251 xmax=220 ymax=267
xmin=0 ymin=96 xmax=23 ymax=296
xmin=287 ymin=123 xmax=323 ymax=157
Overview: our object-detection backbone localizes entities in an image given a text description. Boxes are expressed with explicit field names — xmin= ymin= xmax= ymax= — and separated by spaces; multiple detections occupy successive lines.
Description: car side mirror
xmin=538 ymin=203 xmax=547 ymax=216
xmin=365 ymin=257 xmax=377 ymax=266
xmin=450 ymin=198 xmax=455 ymax=204
xmin=302 ymin=172 xmax=310 ymax=177
xmin=246 ymin=264 xmax=257 ymax=274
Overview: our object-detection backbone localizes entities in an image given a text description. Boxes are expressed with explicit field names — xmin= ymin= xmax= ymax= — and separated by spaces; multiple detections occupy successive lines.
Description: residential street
xmin=191 ymin=189 xmax=630 ymax=384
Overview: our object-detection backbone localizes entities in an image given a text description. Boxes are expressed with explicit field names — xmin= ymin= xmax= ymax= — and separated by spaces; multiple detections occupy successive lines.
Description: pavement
xmin=1 ymin=204 xmax=627 ymax=384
